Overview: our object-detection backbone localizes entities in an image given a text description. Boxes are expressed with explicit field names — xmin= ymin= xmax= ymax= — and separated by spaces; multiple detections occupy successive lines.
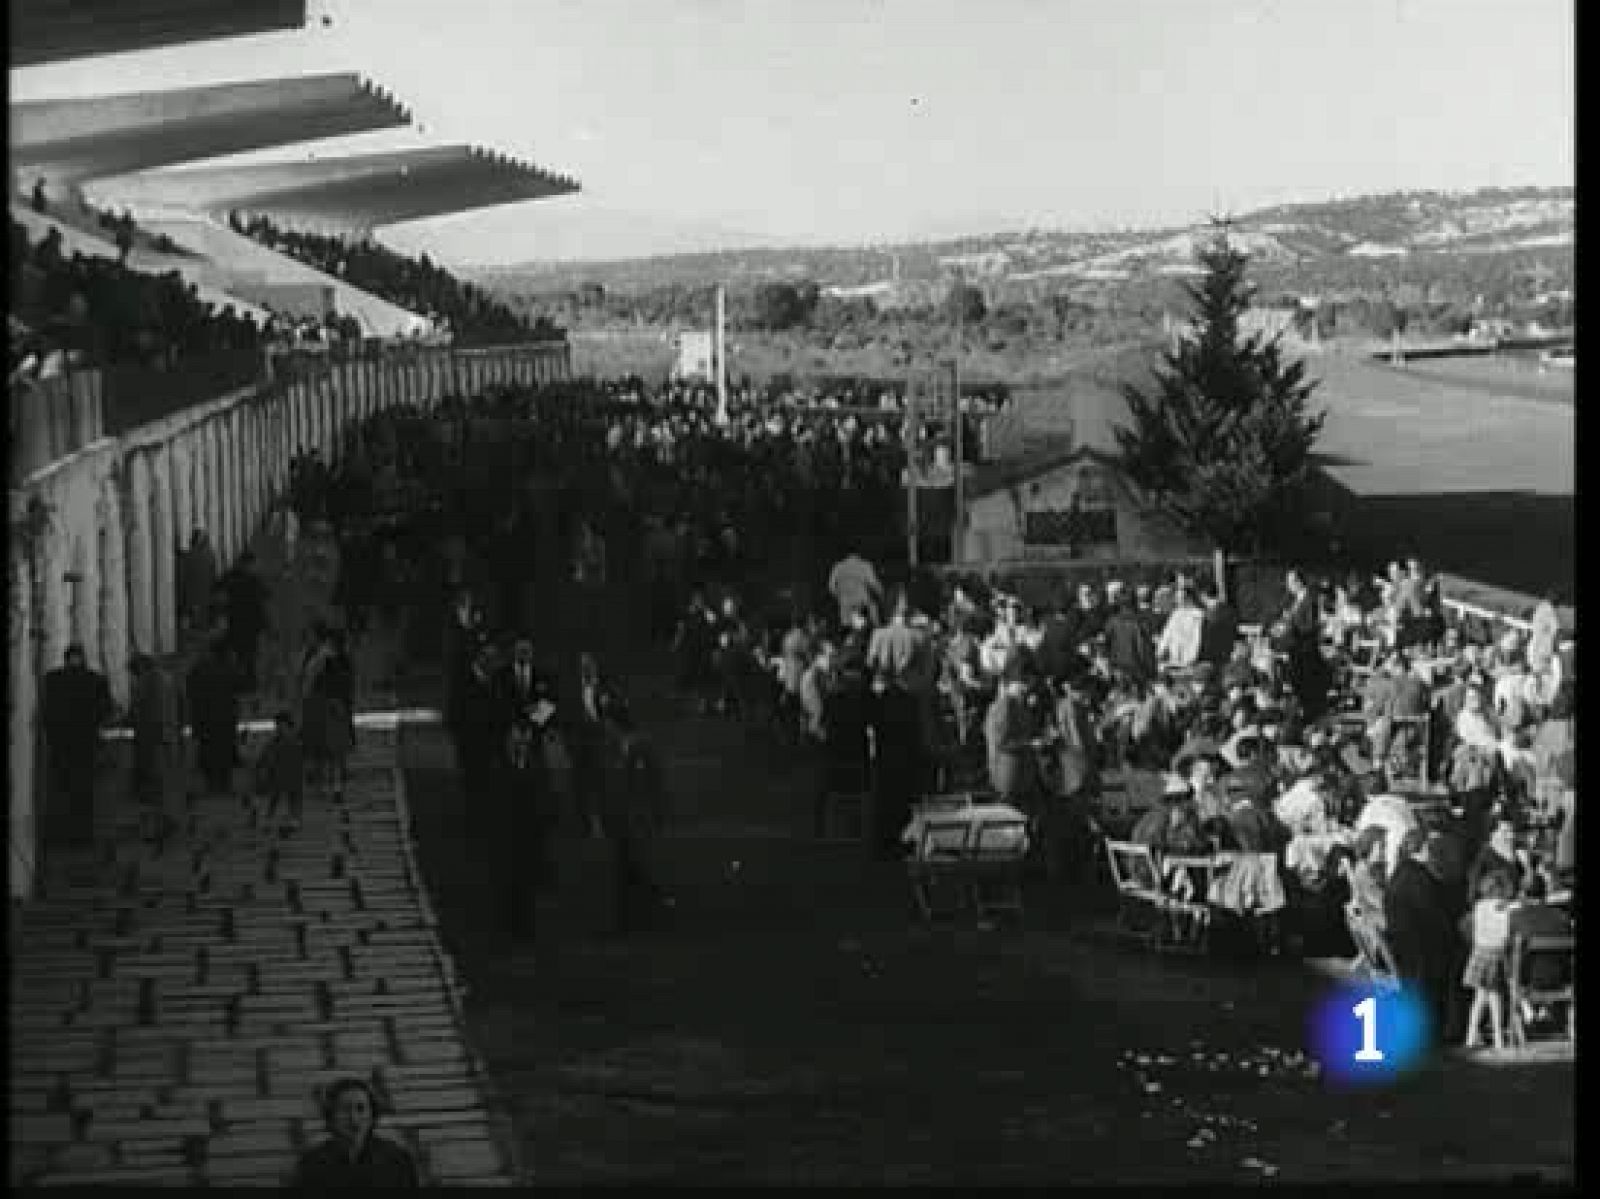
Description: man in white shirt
xmin=1157 ymin=585 xmax=1205 ymax=672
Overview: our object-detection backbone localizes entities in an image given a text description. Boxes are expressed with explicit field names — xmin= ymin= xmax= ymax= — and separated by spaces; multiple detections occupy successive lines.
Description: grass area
xmin=397 ymin=649 xmax=1574 ymax=1186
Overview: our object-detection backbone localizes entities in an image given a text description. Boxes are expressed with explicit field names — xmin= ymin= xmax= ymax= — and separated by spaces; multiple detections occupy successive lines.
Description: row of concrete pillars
xmin=8 ymin=343 xmax=570 ymax=900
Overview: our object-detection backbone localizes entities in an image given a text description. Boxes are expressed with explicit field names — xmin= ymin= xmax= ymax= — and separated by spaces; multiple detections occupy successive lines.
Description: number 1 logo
xmin=1352 ymin=996 xmax=1385 ymax=1063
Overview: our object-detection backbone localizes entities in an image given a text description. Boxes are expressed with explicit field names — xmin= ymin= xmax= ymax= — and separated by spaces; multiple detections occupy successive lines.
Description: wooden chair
xmin=1105 ymin=840 xmax=1171 ymax=947
xmin=913 ymin=793 xmax=977 ymax=819
xmin=969 ymin=818 xmax=1028 ymax=923
xmin=1507 ymin=933 xmax=1576 ymax=1049
xmin=908 ymin=819 xmax=975 ymax=921
xmin=1157 ymin=854 xmax=1228 ymax=952
xmin=1343 ymin=902 xmax=1401 ymax=990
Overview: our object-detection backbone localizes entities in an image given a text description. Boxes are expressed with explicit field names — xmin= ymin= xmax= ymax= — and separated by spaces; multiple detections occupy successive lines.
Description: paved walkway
xmin=9 ymin=529 xmax=519 ymax=1187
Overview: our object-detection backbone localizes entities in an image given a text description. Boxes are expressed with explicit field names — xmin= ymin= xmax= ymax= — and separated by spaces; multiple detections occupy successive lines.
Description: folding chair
xmin=907 ymin=819 xmax=974 ymax=921
xmin=915 ymin=792 xmax=979 ymax=815
xmin=1104 ymin=840 xmax=1169 ymax=947
xmin=1343 ymin=903 xmax=1401 ymax=991
xmin=1507 ymin=933 xmax=1575 ymax=1049
xmin=1159 ymin=854 xmax=1230 ymax=952
xmin=969 ymin=818 xmax=1028 ymax=923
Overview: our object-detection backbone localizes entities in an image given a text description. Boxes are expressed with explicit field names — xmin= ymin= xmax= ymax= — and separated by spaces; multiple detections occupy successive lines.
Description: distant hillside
xmin=468 ymin=186 xmax=1572 ymax=300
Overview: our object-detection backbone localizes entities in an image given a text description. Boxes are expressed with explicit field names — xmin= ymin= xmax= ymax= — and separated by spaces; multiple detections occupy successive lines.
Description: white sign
xmin=674 ymin=331 xmax=715 ymax=381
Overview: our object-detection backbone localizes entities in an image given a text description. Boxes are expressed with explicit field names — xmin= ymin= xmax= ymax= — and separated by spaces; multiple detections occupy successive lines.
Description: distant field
xmin=570 ymin=328 xmax=1156 ymax=389
xmin=1384 ymin=353 xmax=1574 ymax=405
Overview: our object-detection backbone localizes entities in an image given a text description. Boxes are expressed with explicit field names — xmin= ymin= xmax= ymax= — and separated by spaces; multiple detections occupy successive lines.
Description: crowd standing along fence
xmin=7 ymin=340 xmax=570 ymax=902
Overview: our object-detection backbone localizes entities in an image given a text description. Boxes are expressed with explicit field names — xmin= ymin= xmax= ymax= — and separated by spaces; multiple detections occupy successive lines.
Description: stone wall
xmin=8 ymin=341 xmax=569 ymax=901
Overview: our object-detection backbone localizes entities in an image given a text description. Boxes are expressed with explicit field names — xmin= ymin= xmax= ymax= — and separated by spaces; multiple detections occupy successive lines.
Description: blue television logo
xmin=1308 ymin=982 xmax=1433 ymax=1086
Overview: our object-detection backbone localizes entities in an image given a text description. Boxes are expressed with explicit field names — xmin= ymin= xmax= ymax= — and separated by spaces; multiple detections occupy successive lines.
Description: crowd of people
xmin=227 ymin=211 xmax=564 ymax=348
xmin=10 ymin=217 xmax=269 ymax=377
xmin=35 ymin=368 xmax=1574 ymax=1096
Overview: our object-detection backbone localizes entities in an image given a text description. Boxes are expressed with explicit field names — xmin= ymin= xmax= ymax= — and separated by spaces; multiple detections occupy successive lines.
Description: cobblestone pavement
xmin=9 ymin=530 xmax=518 ymax=1187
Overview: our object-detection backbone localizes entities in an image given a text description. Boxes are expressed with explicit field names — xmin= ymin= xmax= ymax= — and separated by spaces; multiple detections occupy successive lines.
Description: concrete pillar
xmin=239 ymin=408 xmax=257 ymax=539
xmin=297 ymin=380 xmax=311 ymax=454
xmin=227 ymin=411 xmax=244 ymax=554
xmin=70 ymin=527 xmax=98 ymax=675
xmin=10 ymin=545 xmax=38 ymax=900
xmin=125 ymin=452 xmax=155 ymax=657
xmin=213 ymin=417 xmax=230 ymax=564
xmin=188 ymin=429 xmax=209 ymax=560
xmin=197 ymin=422 xmax=217 ymax=563
xmin=40 ymin=513 xmax=70 ymax=673
xmin=150 ymin=446 xmax=177 ymax=655
xmin=96 ymin=473 xmax=129 ymax=708
xmin=286 ymin=383 xmax=300 ymax=457
xmin=171 ymin=437 xmax=194 ymax=556
xmin=216 ymin=420 xmax=235 ymax=563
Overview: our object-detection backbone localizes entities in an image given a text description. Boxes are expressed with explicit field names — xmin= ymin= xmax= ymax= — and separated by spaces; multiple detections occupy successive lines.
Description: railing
xmin=9 ymin=369 xmax=105 ymax=481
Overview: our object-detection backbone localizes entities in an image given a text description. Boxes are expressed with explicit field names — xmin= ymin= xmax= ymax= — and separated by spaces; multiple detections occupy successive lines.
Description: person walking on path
xmin=598 ymin=697 xmax=671 ymax=934
xmin=177 ymin=527 xmax=218 ymax=636
xmin=187 ymin=638 xmax=243 ymax=796
xmin=485 ymin=717 xmax=556 ymax=943
xmin=128 ymin=652 xmax=182 ymax=839
xmin=300 ymin=624 xmax=356 ymax=801
xmin=218 ymin=550 xmax=270 ymax=693
xmin=41 ymin=644 xmax=114 ymax=846
xmin=253 ymin=709 xmax=306 ymax=828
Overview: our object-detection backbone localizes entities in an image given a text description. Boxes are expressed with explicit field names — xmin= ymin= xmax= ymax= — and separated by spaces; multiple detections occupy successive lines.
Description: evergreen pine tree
xmin=1115 ymin=218 xmax=1327 ymax=556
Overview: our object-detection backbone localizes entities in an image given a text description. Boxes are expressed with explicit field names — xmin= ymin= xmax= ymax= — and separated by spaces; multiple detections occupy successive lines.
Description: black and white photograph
xmin=8 ymin=0 xmax=1573 ymax=1186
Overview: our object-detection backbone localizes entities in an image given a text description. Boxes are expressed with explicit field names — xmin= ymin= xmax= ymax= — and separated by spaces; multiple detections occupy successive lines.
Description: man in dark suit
xmin=1034 ymin=603 xmax=1085 ymax=686
xmin=41 ymin=644 xmax=114 ymax=844
xmin=217 ymin=551 xmax=269 ymax=691
xmin=452 ymin=643 xmax=506 ymax=813
xmin=598 ymin=697 xmax=670 ymax=933
xmin=187 ymin=638 xmax=242 ymax=796
xmin=1198 ymin=584 xmax=1240 ymax=671
xmin=866 ymin=669 xmax=928 ymax=861
xmin=1103 ymin=595 xmax=1156 ymax=686
xmin=1384 ymin=828 xmax=1458 ymax=1041
xmin=485 ymin=718 xmax=553 ymax=943
xmin=566 ymin=652 xmax=615 ymax=839
xmin=495 ymin=635 xmax=549 ymax=723
xmin=1276 ymin=569 xmax=1330 ymax=723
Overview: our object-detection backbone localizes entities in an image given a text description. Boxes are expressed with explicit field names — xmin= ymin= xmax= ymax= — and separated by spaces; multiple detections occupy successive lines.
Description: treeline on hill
xmin=504 ymin=240 xmax=1570 ymax=355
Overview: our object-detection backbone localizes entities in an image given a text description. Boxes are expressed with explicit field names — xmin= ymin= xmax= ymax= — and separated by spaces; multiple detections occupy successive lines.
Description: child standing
xmin=255 ymin=710 xmax=305 ymax=829
xmin=1462 ymin=870 xmax=1515 ymax=1050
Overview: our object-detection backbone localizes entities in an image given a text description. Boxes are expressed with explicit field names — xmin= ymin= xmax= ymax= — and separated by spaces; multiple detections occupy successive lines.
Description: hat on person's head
xmin=1160 ymin=772 xmax=1193 ymax=801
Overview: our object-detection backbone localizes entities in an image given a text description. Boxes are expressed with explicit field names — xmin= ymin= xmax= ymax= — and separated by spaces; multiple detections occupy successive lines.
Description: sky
xmin=12 ymin=0 xmax=1574 ymax=264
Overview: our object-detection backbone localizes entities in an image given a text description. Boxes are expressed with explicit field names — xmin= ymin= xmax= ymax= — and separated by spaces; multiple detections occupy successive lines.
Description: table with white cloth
xmin=1285 ymin=829 xmax=1355 ymax=878
xmin=901 ymin=801 xmax=1031 ymax=860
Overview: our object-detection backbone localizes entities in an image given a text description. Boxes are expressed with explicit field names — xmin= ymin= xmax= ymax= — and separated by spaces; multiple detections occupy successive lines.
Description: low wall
xmin=8 ymin=340 xmax=570 ymax=901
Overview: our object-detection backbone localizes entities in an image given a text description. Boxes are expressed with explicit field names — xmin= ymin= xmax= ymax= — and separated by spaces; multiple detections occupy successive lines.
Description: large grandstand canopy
xmin=11 ymin=73 xmax=411 ymax=185
xmin=99 ymin=145 xmax=580 ymax=232
xmin=9 ymin=0 xmax=307 ymax=69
